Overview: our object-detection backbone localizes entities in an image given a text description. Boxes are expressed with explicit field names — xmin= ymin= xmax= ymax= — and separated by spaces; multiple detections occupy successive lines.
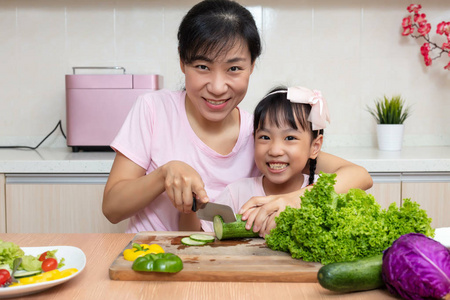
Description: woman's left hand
xmin=239 ymin=188 xmax=308 ymax=237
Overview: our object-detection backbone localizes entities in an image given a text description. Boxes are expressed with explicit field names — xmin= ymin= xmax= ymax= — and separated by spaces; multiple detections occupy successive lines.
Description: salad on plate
xmin=0 ymin=240 xmax=72 ymax=287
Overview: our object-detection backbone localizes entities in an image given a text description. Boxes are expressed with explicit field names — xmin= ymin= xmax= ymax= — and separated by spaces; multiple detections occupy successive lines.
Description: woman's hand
xmin=103 ymin=154 xmax=210 ymax=223
xmin=239 ymin=188 xmax=309 ymax=237
xmin=161 ymin=160 xmax=209 ymax=214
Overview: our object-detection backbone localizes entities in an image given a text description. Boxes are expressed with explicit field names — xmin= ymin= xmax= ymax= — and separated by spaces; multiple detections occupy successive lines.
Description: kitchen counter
xmin=0 ymin=146 xmax=449 ymax=173
xmin=0 ymin=233 xmax=397 ymax=300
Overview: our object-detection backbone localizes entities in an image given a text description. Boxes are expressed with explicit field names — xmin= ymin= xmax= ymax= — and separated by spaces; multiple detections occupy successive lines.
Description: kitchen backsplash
xmin=0 ymin=0 xmax=449 ymax=148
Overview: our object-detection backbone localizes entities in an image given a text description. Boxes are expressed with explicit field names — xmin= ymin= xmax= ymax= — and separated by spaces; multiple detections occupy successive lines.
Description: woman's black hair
xmin=178 ymin=0 xmax=262 ymax=64
xmin=253 ymin=87 xmax=323 ymax=186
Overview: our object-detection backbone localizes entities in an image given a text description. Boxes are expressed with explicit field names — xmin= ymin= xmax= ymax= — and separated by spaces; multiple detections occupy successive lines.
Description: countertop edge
xmin=0 ymin=146 xmax=449 ymax=174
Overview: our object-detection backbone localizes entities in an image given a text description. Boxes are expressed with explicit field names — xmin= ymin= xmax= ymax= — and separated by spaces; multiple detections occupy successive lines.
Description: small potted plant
xmin=367 ymin=95 xmax=411 ymax=151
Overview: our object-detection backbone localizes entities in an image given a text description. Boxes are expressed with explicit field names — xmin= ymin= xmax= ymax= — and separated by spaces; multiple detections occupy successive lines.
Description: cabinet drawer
xmin=367 ymin=173 xmax=401 ymax=209
xmin=5 ymin=174 xmax=127 ymax=233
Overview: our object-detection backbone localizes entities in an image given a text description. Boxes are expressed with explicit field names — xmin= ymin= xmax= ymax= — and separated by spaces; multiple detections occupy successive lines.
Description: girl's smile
xmin=267 ymin=162 xmax=289 ymax=173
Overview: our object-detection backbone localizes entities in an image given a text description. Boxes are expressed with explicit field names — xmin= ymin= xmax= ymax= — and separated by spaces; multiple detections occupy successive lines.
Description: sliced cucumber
xmin=181 ymin=237 xmax=207 ymax=246
xmin=214 ymin=214 xmax=260 ymax=240
xmin=14 ymin=270 xmax=41 ymax=278
xmin=189 ymin=234 xmax=215 ymax=243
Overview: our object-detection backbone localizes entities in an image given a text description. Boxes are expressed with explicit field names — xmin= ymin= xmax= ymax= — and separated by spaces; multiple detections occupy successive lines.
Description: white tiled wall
xmin=0 ymin=0 xmax=449 ymax=148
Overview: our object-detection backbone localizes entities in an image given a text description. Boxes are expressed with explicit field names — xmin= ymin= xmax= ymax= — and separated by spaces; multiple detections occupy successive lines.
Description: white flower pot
xmin=377 ymin=124 xmax=404 ymax=151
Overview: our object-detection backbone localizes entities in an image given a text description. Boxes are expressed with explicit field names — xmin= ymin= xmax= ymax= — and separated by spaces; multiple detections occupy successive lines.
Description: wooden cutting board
xmin=109 ymin=231 xmax=322 ymax=282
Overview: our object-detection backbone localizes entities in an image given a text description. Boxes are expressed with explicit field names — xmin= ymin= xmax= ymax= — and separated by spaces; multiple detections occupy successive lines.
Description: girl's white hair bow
xmin=266 ymin=86 xmax=331 ymax=131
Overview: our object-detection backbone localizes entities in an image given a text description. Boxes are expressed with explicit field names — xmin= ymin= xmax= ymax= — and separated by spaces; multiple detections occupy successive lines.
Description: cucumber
xmin=14 ymin=270 xmax=41 ymax=278
xmin=213 ymin=214 xmax=260 ymax=240
xmin=189 ymin=234 xmax=215 ymax=243
xmin=317 ymin=254 xmax=385 ymax=293
xmin=181 ymin=237 xmax=207 ymax=246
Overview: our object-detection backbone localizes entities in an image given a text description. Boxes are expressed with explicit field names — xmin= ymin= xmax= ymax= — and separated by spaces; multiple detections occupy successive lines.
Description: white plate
xmin=0 ymin=246 xmax=86 ymax=298
xmin=434 ymin=227 xmax=450 ymax=248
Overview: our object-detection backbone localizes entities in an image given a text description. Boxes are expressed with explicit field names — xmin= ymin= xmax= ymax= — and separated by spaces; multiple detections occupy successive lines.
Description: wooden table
xmin=0 ymin=233 xmax=397 ymax=300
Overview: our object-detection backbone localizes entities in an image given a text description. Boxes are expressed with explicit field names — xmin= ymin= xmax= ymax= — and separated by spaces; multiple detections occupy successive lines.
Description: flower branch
xmin=401 ymin=4 xmax=450 ymax=70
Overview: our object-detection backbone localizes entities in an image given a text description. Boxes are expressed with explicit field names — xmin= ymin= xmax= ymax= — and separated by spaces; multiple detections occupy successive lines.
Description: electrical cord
xmin=0 ymin=120 xmax=66 ymax=150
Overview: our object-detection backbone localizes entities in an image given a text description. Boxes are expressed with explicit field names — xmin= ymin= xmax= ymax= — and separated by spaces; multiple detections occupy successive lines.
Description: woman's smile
xmin=204 ymin=97 xmax=230 ymax=110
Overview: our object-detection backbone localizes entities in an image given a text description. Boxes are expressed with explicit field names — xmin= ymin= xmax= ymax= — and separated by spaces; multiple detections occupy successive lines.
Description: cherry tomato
xmin=39 ymin=251 xmax=48 ymax=261
xmin=0 ymin=269 xmax=11 ymax=285
xmin=41 ymin=258 xmax=58 ymax=272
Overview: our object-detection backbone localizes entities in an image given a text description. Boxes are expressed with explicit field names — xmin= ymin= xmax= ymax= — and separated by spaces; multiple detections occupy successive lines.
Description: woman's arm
xmin=102 ymin=152 xmax=209 ymax=224
xmin=240 ymin=151 xmax=373 ymax=237
xmin=102 ymin=152 xmax=164 ymax=224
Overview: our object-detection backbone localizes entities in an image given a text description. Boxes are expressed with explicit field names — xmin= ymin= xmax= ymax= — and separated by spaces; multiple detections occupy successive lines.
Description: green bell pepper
xmin=132 ymin=253 xmax=183 ymax=273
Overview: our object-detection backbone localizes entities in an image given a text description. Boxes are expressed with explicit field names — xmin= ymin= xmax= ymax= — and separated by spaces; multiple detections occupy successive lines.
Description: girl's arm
xmin=240 ymin=151 xmax=373 ymax=237
xmin=313 ymin=151 xmax=373 ymax=192
xmin=102 ymin=151 xmax=209 ymax=224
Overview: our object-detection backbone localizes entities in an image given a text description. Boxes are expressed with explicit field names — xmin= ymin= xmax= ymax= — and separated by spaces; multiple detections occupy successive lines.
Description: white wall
xmin=0 ymin=0 xmax=449 ymax=148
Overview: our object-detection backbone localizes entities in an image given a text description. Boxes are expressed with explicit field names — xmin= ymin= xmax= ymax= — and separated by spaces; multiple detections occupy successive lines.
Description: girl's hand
xmin=162 ymin=160 xmax=209 ymax=213
xmin=239 ymin=188 xmax=309 ymax=237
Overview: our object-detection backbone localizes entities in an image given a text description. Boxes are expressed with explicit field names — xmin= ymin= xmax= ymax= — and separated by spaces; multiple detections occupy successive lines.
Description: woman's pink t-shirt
xmin=111 ymin=89 xmax=259 ymax=233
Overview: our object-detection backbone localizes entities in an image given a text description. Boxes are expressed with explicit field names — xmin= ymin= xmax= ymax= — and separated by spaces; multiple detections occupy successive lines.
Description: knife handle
xmin=191 ymin=196 xmax=197 ymax=212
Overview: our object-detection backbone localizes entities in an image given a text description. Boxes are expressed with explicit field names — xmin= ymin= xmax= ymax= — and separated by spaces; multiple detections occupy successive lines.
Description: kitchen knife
xmin=192 ymin=199 xmax=237 ymax=223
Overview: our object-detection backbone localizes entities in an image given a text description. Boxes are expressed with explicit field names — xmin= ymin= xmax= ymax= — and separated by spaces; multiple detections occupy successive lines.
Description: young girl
xmin=183 ymin=86 xmax=329 ymax=234
xmin=102 ymin=0 xmax=372 ymax=233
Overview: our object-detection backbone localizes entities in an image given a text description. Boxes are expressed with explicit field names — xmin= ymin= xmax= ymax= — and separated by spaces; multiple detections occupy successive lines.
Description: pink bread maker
xmin=66 ymin=66 xmax=161 ymax=152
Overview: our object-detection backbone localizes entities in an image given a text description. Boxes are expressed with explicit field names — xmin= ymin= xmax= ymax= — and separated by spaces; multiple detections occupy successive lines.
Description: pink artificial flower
xmin=442 ymin=41 xmax=450 ymax=51
xmin=444 ymin=61 xmax=450 ymax=70
xmin=402 ymin=26 xmax=414 ymax=36
xmin=418 ymin=22 xmax=432 ymax=35
xmin=423 ymin=55 xmax=432 ymax=66
xmin=407 ymin=4 xmax=422 ymax=13
xmin=420 ymin=43 xmax=430 ymax=56
xmin=402 ymin=16 xmax=412 ymax=28
xmin=436 ymin=21 xmax=450 ymax=36
xmin=414 ymin=13 xmax=427 ymax=23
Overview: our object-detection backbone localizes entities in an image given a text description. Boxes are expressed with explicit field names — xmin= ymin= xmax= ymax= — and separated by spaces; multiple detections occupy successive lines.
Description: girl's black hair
xmin=253 ymin=87 xmax=323 ymax=186
xmin=178 ymin=0 xmax=262 ymax=64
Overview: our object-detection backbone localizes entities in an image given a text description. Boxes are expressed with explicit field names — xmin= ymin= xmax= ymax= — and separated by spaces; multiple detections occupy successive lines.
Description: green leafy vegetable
xmin=21 ymin=250 xmax=65 ymax=271
xmin=21 ymin=255 xmax=42 ymax=271
xmin=266 ymin=173 xmax=434 ymax=265
xmin=0 ymin=241 xmax=65 ymax=272
xmin=0 ymin=240 xmax=24 ymax=269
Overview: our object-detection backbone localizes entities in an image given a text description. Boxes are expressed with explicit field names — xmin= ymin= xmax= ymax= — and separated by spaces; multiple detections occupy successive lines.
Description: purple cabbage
xmin=382 ymin=233 xmax=450 ymax=300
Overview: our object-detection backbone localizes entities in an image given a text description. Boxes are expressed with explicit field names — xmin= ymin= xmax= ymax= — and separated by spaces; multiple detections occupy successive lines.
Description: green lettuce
xmin=20 ymin=249 xmax=65 ymax=271
xmin=266 ymin=173 xmax=434 ymax=265
xmin=21 ymin=255 xmax=42 ymax=271
xmin=0 ymin=240 xmax=24 ymax=269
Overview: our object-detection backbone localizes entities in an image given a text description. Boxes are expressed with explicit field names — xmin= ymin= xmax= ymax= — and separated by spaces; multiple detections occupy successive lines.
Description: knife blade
xmin=192 ymin=199 xmax=237 ymax=223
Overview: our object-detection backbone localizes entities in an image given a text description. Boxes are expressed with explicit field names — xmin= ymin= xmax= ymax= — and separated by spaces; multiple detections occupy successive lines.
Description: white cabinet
xmin=366 ymin=173 xmax=402 ymax=209
xmin=369 ymin=172 xmax=450 ymax=228
xmin=2 ymin=171 xmax=449 ymax=233
xmin=4 ymin=174 xmax=127 ymax=233
xmin=401 ymin=173 xmax=450 ymax=229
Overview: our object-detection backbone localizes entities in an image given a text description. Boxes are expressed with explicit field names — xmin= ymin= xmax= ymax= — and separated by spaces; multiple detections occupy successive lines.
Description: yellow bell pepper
xmin=9 ymin=268 xmax=78 ymax=287
xmin=123 ymin=243 xmax=164 ymax=261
